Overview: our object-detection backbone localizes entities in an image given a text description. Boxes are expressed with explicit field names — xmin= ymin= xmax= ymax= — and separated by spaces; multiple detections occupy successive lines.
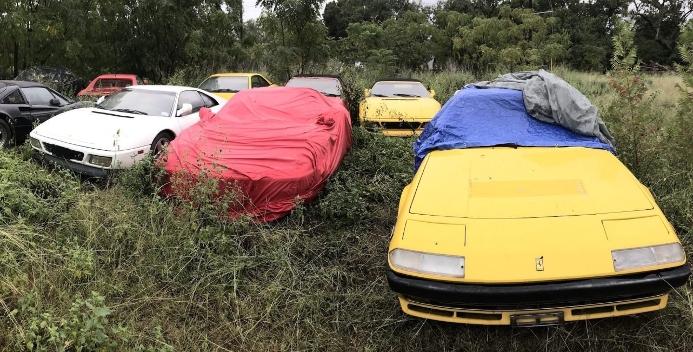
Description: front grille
xmin=44 ymin=143 xmax=84 ymax=161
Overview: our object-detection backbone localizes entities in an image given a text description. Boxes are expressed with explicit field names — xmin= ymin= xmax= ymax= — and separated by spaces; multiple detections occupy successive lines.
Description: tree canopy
xmin=0 ymin=0 xmax=690 ymax=82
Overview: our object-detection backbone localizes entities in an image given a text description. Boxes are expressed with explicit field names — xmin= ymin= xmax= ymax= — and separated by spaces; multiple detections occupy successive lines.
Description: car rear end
xmin=387 ymin=148 xmax=690 ymax=326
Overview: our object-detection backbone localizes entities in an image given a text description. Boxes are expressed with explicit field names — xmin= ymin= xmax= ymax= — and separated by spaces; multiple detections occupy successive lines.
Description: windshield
xmin=199 ymin=76 xmax=248 ymax=93
xmin=96 ymin=89 xmax=176 ymax=116
xmin=286 ymin=77 xmax=341 ymax=96
xmin=371 ymin=81 xmax=429 ymax=97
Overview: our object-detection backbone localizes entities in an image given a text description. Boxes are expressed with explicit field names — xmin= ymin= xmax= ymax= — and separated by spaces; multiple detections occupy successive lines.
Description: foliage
xmin=604 ymin=18 xmax=662 ymax=175
xmin=449 ymin=6 xmax=570 ymax=72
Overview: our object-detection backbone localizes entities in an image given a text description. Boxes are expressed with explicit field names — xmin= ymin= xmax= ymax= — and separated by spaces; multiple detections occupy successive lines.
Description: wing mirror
xmin=96 ymin=96 xmax=106 ymax=105
xmin=363 ymin=88 xmax=371 ymax=97
xmin=429 ymin=89 xmax=436 ymax=98
xmin=177 ymin=103 xmax=193 ymax=117
xmin=49 ymin=98 xmax=61 ymax=106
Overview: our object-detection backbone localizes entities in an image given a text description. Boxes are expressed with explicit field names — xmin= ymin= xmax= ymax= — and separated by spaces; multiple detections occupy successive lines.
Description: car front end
xmin=387 ymin=148 xmax=690 ymax=326
xmin=29 ymin=133 xmax=149 ymax=177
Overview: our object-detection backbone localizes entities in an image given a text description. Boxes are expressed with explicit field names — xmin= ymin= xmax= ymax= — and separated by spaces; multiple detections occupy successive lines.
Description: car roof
xmin=92 ymin=74 xmax=138 ymax=79
xmin=291 ymin=74 xmax=341 ymax=80
xmin=127 ymin=85 xmax=198 ymax=93
xmin=374 ymin=78 xmax=423 ymax=83
xmin=210 ymin=72 xmax=260 ymax=77
xmin=0 ymin=80 xmax=46 ymax=89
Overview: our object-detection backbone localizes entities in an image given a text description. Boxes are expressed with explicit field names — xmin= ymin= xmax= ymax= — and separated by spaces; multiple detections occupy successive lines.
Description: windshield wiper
xmin=373 ymin=94 xmax=388 ymax=97
xmin=324 ymin=93 xmax=340 ymax=97
xmin=211 ymin=88 xmax=239 ymax=93
xmin=112 ymin=108 xmax=147 ymax=115
xmin=393 ymin=93 xmax=419 ymax=97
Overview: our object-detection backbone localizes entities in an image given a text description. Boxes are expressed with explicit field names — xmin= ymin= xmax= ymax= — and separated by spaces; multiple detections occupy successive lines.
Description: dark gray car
xmin=0 ymin=80 xmax=82 ymax=148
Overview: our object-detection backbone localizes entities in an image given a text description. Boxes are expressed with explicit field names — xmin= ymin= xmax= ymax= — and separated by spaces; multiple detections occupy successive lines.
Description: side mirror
xmin=363 ymin=88 xmax=371 ymax=97
xmin=429 ymin=89 xmax=436 ymax=98
xmin=49 ymin=98 xmax=61 ymax=106
xmin=96 ymin=96 xmax=106 ymax=105
xmin=177 ymin=103 xmax=193 ymax=117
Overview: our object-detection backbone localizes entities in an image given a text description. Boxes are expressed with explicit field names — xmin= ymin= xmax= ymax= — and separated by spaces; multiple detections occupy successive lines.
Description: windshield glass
xmin=199 ymin=76 xmax=248 ymax=93
xmin=286 ymin=77 xmax=341 ymax=96
xmin=96 ymin=89 xmax=176 ymax=116
xmin=371 ymin=81 xmax=429 ymax=97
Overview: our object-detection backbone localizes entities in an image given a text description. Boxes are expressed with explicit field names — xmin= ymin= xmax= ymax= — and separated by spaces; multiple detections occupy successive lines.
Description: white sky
xmin=242 ymin=0 xmax=441 ymax=21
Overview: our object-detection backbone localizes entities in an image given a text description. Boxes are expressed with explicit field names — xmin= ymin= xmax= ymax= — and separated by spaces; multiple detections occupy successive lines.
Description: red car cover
xmin=161 ymin=87 xmax=352 ymax=222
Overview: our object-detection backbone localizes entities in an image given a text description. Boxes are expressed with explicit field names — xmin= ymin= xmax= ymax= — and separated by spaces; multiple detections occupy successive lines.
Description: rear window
xmin=199 ymin=76 xmax=248 ymax=93
xmin=286 ymin=77 xmax=342 ymax=96
xmin=371 ymin=81 xmax=429 ymax=97
xmin=96 ymin=79 xmax=132 ymax=89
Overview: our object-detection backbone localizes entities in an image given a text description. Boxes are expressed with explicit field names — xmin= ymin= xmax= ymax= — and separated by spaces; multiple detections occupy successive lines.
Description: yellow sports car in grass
xmin=198 ymin=73 xmax=273 ymax=99
xmin=359 ymin=79 xmax=441 ymax=137
xmin=387 ymin=87 xmax=689 ymax=326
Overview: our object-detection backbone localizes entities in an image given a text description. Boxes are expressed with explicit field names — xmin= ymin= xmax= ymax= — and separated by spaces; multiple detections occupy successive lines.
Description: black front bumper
xmin=39 ymin=152 xmax=111 ymax=178
xmin=387 ymin=265 xmax=691 ymax=310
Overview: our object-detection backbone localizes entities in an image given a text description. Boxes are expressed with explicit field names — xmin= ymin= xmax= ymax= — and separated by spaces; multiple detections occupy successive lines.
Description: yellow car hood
xmin=361 ymin=97 xmax=440 ymax=121
xmin=410 ymin=147 xmax=653 ymax=218
xmin=214 ymin=92 xmax=237 ymax=100
xmin=389 ymin=147 xmax=684 ymax=284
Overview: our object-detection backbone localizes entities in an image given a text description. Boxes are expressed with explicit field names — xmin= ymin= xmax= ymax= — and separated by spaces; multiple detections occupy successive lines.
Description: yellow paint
xmin=388 ymin=147 xmax=686 ymax=285
xmin=359 ymin=93 xmax=441 ymax=137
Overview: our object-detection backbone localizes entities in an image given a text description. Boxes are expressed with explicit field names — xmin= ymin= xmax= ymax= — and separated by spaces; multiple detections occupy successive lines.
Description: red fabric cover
xmin=162 ymin=87 xmax=352 ymax=222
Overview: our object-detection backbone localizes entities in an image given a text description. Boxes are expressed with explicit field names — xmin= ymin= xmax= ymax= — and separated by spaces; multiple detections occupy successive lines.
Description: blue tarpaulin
xmin=413 ymin=87 xmax=615 ymax=169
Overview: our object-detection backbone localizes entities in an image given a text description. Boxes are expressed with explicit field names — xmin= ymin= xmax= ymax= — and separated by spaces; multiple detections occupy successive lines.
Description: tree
xmin=631 ymin=0 xmax=693 ymax=66
xmin=323 ymin=0 xmax=415 ymax=38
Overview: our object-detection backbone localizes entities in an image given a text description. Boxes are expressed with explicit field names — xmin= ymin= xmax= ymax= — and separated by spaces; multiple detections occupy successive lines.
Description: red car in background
xmin=77 ymin=74 xmax=143 ymax=97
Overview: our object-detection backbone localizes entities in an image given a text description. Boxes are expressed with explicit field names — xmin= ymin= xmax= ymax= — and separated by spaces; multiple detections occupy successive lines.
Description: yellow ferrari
xmin=387 ymin=88 xmax=689 ymax=326
xmin=359 ymin=79 xmax=441 ymax=137
xmin=198 ymin=73 xmax=274 ymax=99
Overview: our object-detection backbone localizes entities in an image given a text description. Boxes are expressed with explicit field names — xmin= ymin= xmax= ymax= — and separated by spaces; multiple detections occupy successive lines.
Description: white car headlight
xmin=389 ymin=248 xmax=465 ymax=277
xmin=612 ymin=243 xmax=685 ymax=272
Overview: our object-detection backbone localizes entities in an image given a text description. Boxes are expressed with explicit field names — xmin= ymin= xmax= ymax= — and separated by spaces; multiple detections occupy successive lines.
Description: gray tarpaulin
xmin=471 ymin=70 xmax=614 ymax=146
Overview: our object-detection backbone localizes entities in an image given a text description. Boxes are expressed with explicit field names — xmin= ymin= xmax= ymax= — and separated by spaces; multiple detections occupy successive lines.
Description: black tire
xmin=150 ymin=131 xmax=174 ymax=156
xmin=0 ymin=119 xmax=12 ymax=148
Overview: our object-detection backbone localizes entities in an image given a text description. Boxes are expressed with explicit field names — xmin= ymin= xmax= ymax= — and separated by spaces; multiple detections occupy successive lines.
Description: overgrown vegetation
xmin=1 ymin=62 xmax=692 ymax=350
xmin=1 ymin=1 xmax=691 ymax=82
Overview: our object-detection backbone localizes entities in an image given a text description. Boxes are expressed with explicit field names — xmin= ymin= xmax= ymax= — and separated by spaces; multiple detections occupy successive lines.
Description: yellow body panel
xmin=399 ymin=294 xmax=669 ymax=326
xmin=202 ymin=72 xmax=274 ymax=99
xmin=389 ymin=147 xmax=686 ymax=284
xmin=359 ymin=96 xmax=441 ymax=136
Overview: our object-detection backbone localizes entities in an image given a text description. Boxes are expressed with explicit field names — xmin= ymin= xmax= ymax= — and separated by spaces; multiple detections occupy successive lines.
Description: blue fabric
xmin=413 ymin=87 xmax=614 ymax=169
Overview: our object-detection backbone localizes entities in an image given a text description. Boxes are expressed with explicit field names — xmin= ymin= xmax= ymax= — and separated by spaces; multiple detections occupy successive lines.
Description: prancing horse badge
xmin=536 ymin=256 xmax=544 ymax=271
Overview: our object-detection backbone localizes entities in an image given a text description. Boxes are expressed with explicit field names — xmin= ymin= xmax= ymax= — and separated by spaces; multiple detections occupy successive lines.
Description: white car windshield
xmin=199 ymin=76 xmax=248 ymax=93
xmin=371 ymin=81 xmax=429 ymax=98
xmin=96 ymin=89 xmax=176 ymax=116
xmin=286 ymin=77 xmax=341 ymax=97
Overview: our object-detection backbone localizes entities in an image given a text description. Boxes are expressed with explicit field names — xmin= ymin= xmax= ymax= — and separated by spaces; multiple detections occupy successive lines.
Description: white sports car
xmin=29 ymin=85 xmax=225 ymax=176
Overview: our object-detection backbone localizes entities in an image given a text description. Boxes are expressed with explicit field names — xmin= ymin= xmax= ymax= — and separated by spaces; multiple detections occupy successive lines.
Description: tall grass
xmin=0 ymin=68 xmax=691 ymax=351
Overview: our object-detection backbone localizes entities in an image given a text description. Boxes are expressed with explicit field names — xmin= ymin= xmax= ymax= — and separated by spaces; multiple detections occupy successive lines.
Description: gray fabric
xmin=472 ymin=70 xmax=614 ymax=146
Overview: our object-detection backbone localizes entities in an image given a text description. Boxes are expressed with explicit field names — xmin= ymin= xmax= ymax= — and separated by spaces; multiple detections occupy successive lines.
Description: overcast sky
xmin=242 ymin=0 xmax=441 ymax=21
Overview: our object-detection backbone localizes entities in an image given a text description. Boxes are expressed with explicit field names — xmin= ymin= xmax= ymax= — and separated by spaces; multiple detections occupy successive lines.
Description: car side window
xmin=177 ymin=90 xmax=205 ymax=115
xmin=1 ymin=89 xmax=26 ymax=104
xmin=199 ymin=92 xmax=218 ymax=108
xmin=48 ymin=88 xmax=70 ymax=105
xmin=21 ymin=87 xmax=55 ymax=106
xmin=251 ymin=75 xmax=270 ymax=88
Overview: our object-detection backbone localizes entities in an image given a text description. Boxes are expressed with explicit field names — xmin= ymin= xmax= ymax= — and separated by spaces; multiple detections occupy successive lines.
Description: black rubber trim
xmin=387 ymin=265 xmax=690 ymax=310
xmin=39 ymin=152 xmax=110 ymax=178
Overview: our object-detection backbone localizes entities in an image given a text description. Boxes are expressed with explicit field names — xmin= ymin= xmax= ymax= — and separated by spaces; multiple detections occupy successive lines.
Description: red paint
xmin=77 ymin=74 xmax=142 ymax=97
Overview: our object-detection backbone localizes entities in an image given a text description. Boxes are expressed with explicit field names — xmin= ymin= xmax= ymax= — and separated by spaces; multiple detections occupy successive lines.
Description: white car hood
xmin=32 ymin=108 xmax=171 ymax=151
